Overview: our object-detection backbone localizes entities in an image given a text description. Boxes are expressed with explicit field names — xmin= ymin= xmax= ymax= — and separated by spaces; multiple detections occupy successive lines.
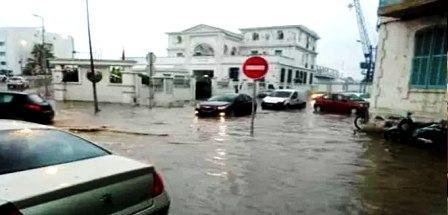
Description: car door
xmin=323 ymin=94 xmax=337 ymax=112
xmin=233 ymin=95 xmax=245 ymax=115
xmin=334 ymin=94 xmax=350 ymax=113
xmin=290 ymin=91 xmax=299 ymax=106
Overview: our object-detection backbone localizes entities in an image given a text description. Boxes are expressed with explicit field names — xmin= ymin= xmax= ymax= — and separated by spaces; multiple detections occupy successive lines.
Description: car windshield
xmin=0 ymin=129 xmax=109 ymax=175
xmin=208 ymin=94 xmax=237 ymax=102
xmin=10 ymin=77 xmax=21 ymax=81
xmin=271 ymin=91 xmax=292 ymax=98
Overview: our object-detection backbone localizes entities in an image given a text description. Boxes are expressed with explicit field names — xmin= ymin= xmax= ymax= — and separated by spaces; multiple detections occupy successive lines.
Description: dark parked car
xmin=0 ymin=91 xmax=54 ymax=123
xmin=195 ymin=93 xmax=256 ymax=117
xmin=314 ymin=93 xmax=369 ymax=114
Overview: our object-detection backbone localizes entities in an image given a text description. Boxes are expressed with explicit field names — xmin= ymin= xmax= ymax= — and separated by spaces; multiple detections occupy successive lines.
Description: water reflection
xmin=357 ymin=138 xmax=446 ymax=214
xmin=206 ymin=148 xmax=228 ymax=179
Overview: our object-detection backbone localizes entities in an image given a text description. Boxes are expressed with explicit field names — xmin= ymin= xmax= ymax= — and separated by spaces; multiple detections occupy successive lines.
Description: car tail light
xmin=25 ymin=103 xmax=42 ymax=111
xmin=0 ymin=202 xmax=22 ymax=215
xmin=150 ymin=171 xmax=165 ymax=197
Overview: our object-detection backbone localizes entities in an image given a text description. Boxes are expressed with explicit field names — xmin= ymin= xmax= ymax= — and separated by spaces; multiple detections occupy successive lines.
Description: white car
xmin=0 ymin=120 xmax=170 ymax=215
xmin=7 ymin=76 xmax=29 ymax=90
xmin=261 ymin=89 xmax=306 ymax=109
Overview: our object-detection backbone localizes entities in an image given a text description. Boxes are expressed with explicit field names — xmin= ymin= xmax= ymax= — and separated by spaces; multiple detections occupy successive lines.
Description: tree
xmin=23 ymin=44 xmax=54 ymax=76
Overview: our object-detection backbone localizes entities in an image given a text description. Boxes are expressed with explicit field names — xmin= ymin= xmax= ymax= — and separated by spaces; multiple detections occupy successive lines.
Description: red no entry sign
xmin=242 ymin=56 xmax=268 ymax=80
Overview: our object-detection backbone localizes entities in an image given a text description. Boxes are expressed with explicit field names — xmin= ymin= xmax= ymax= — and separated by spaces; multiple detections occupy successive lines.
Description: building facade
xmin=0 ymin=27 xmax=74 ymax=75
xmin=156 ymin=24 xmax=322 ymax=99
xmin=371 ymin=0 xmax=447 ymax=120
xmin=50 ymin=58 xmax=192 ymax=107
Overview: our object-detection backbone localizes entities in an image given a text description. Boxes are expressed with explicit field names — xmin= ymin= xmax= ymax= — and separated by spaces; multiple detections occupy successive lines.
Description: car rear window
xmin=272 ymin=91 xmax=291 ymax=98
xmin=28 ymin=94 xmax=45 ymax=103
xmin=208 ymin=94 xmax=237 ymax=102
xmin=0 ymin=129 xmax=110 ymax=175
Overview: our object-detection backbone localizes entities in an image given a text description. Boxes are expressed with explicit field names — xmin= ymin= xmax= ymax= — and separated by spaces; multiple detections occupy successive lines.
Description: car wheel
xmin=314 ymin=105 xmax=322 ymax=112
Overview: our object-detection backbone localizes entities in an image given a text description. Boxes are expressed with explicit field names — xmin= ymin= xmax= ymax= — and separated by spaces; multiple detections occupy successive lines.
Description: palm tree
xmin=23 ymin=44 xmax=54 ymax=75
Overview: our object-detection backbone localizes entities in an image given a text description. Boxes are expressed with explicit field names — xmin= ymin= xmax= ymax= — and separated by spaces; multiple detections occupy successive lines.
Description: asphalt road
xmin=46 ymin=101 xmax=447 ymax=214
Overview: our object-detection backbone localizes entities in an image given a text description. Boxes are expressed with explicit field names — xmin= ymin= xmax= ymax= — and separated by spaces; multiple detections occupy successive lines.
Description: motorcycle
xmin=412 ymin=121 xmax=447 ymax=146
xmin=384 ymin=112 xmax=447 ymax=146
xmin=354 ymin=107 xmax=370 ymax=130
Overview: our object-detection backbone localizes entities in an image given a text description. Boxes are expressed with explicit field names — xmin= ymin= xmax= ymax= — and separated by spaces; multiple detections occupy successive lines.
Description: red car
xmin=313 ymin=93 xmax=369 ymax=114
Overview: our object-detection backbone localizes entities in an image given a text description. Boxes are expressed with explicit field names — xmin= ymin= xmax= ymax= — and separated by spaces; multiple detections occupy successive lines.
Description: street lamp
xmin=33 ymin=13 xmax=50 ymax=98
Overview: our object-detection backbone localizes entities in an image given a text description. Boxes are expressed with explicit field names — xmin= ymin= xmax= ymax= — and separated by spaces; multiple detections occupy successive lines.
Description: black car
xmin=195 ymin=93 xmax=256 ymax=117
xmin=0 ymin=91 xmax=54 ymax=123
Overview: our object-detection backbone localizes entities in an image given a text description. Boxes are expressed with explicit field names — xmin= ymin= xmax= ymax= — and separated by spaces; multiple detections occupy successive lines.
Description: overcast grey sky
xmin=1 ymin=0 xmax=379 ymax=80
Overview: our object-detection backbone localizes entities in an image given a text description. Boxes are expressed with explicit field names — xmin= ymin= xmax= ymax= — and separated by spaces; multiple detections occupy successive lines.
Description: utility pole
xmin=86 ymin=0 xmax=99 ymax=113
xmin=146 ymin=52 xmax=155 ymax=108
xmin=33 ymin=14 xmax=49 ymax=98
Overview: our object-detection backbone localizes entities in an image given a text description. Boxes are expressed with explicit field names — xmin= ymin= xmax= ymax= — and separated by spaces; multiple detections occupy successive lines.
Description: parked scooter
xmin=354 ymin=107 xmax=370 ymax=130
xmin=412 ymin=120 xmax=447 ymax=146
xmin=384 ymin=112 xmax=447 ymax=146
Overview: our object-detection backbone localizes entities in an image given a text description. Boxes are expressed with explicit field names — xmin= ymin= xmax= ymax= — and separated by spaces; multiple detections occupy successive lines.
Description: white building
xmin=51 ymin=59 xmax=138 ymax=104
xmin=0 ymin=27 xmax=75 ymax=75
xmin=156 ymin=24 xmax=321 ymax=99
xmin=50 ymin=58 xmax=192 ymax=107
xmin=371 ymin=0 xmax=447 ymax=121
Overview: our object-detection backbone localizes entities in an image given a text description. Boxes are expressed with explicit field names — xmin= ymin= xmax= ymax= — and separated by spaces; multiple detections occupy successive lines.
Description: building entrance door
xmin=194 ymin=70 xmax=213 ymax=100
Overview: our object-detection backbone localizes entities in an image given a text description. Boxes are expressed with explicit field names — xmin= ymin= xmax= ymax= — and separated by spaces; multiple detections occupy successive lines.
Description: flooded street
xmin=54 ymin=102 xmax=446 ymax=214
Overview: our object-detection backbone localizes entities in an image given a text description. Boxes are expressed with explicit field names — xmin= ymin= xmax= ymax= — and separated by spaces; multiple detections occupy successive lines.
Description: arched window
xmin=230 ymin=47 xmax=237 ymax=56
xmin=410 ymin=25 xmax=447 ymax=89
xmin=277 ymin=30 xmax=284 ymax=40
xmin=252 ymin=32 xmax=259 ymax=41
xmin=223 ymin=45 xmax=228 ymax=55
xmin=193 ymin=43 xmax=214 ymax=56
xmin=176 ymin=36 xmax=182 ymax=44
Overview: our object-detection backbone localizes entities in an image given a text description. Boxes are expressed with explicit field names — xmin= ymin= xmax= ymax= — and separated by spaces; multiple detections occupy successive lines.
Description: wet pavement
xmin=53 ymin=101 xmax=446 ymax=215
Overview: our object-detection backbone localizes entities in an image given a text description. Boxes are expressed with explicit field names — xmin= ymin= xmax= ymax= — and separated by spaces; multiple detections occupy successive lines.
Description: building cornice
xmin=240 ymin=44 xmax=318 ymax=55
xmin=239 ymin=25 xmax=320 ymax=39
xmin=50 ymin=58 xmax=136 ymax=66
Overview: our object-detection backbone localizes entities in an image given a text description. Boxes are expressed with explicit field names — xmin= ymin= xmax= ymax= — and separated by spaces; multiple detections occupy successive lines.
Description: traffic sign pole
xmin=250 ymin=80 xmax=257 ymax=136
xmin=242 ymin=56 xmax=268 ymax=137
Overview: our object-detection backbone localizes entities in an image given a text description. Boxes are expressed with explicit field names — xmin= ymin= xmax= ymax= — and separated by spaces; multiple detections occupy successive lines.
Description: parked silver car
xmin=0 ymin=120 xmax=170 ymax=215
xmin=6 ymin=76 xmax=29 ymax=90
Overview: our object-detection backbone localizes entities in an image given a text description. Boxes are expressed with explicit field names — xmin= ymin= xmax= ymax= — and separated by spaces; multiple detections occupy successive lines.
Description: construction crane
xmin=349 ymin=0 xmax=375 ymax=83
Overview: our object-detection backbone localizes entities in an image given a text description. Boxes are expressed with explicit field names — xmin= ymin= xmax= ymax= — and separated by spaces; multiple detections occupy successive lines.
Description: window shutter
xmin=410 ymin=25 xmax=447 ymax=89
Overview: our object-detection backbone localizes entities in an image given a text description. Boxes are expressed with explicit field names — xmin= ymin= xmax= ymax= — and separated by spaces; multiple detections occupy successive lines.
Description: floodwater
xmin=54 ymin=101 xmax=446 ymax=214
